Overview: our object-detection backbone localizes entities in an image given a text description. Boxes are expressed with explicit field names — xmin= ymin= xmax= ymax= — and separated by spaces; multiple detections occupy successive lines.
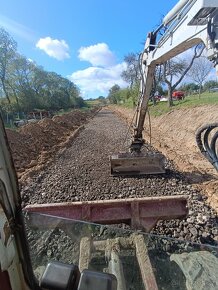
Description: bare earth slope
xmin=111 ymin=105 xmax=218 ymax=211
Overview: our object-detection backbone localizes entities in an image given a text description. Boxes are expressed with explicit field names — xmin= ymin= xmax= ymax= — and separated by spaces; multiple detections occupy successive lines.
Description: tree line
xmin=0 ymin=27 xmax=84 ymax=121
xmin=107 ymin=45 xmax=217 ymax=107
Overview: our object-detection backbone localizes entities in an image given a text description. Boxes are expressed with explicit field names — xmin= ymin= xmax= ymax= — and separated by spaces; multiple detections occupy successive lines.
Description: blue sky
xmin=0 ymin=0 xmax=179 ymax=99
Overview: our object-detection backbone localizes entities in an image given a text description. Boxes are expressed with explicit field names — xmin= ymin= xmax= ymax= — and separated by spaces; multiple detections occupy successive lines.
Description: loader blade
xmin=110 ymin=152 xmax=166 ymax=176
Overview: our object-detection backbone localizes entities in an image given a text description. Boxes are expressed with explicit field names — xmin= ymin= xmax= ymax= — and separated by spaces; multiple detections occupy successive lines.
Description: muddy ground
xmin=110 ymin=105 xmax=218 ymax=212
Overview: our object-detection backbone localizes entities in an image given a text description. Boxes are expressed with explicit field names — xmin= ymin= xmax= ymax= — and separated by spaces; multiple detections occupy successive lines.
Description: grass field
xmin=85 ymin=99 xmax=102 ymax=106
xmin=122 ymin=92 xmax=218 ymax=117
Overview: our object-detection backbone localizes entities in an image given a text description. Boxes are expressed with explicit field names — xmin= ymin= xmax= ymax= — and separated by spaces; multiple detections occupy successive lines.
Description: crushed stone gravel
xmin=21 ymin=109 xmax=218 ymax=245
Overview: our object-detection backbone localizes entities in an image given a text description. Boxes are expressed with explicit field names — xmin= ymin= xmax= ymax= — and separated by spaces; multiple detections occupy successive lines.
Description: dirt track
xmin=17 ymin=108 xmax=217 ymax=245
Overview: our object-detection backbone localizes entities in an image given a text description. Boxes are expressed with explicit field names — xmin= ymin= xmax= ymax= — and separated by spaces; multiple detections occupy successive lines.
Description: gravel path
xmin=22 ymin=109 xmax=218 ymax=245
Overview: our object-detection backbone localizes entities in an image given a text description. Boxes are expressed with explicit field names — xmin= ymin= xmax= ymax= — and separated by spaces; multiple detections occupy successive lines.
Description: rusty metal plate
xmin=25 ymin=195 xmax=188 ymax=232
xmin=110 ymin=152 xmax=166 ymax=175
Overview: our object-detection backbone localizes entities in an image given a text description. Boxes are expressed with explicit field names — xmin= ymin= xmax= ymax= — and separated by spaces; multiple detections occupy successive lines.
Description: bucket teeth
xmin=110 ymin=152 xmax=166 ymax=176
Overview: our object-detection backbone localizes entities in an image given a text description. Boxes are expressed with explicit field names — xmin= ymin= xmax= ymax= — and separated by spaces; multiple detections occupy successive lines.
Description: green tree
xmin=7 ymin=55 xmax=39 ymax=111
xmin=203 ymin=80 xmax=218 ymax=91
xmin=107 ymin=84 xmax=121 ymax=104
xmin=97 ymin=96 xmax=107 ymax=105
xmin=0 ymin=27 xmax=17 ymax=104
xmin=163 ymin=44 xmax=205 ymax=106
xmin=150 ymin=65 xmax=164 ymax=106
xmin=188 ymin=56 xmax=213 ymax=97
xmin=121 ymin=53 xmax=140 ymax=89
xmin=121 ymin=53 xmax=141 ymax=106
xmin=0 ymin=28 xmax=82 ymax=115
xmin=179 ymin=82 xmax=199 ymax=93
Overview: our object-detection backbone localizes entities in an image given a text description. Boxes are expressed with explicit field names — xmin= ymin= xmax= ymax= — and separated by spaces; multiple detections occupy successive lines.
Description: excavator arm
xmin=111 ymin=0 xmax=218 ymax=175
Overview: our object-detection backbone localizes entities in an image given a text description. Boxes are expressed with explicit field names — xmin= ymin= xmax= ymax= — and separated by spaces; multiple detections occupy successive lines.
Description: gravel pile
xmin=21 ymin=109 xmax=218 ymax=245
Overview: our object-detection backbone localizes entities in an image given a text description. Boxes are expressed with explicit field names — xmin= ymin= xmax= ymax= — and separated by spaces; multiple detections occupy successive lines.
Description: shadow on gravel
xmin=110 ymin=169 xmax=182 ymax=180
xmin=111 ymin=169 xmax=216 ymax=185
xmin=96 ymin=110 xmax=113 ymax=115
xmin=111 ymin=173 xmax=166 ymax=180
xmin=159 ymin=169 xmax=216 ymax=185
xmin=180 ymin=171 xmax=216 ymax=185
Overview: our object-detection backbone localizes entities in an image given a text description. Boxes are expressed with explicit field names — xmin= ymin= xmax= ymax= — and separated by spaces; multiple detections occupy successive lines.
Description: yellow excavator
xmin=0 ymin=1 xmax=218 ymax=289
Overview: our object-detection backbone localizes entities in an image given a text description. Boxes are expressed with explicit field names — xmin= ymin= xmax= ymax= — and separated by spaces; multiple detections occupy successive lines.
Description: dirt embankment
xmin=6 ymin=109 xmax=98 ymax=182
xmin=110 ymin=105 xmax=218 ymax=211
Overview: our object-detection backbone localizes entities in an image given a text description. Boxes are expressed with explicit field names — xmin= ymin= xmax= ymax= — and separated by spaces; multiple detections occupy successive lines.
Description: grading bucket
xmin=110 ymin=152 xmax=166 ymax=176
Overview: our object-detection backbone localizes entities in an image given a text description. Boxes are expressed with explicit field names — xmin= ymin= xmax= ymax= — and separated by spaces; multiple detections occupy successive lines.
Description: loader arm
xmin=132 ymin=0 xmax=218 ymax=150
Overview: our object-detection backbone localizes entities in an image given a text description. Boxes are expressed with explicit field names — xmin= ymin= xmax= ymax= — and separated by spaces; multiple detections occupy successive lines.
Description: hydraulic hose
xmin=196 ymin=123 xmax=218 ymax=172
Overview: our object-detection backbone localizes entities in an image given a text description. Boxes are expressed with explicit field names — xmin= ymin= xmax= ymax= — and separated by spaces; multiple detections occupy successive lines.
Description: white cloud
xmin=68 ymin=62 xmax=128 ymax=98
xmin=68 ymin=43 xmax=129 ymax=98
xmin=78 ymin=43 xmax=116 ymax=67
xmin=36 ymin=37 xmax=70 ymax=60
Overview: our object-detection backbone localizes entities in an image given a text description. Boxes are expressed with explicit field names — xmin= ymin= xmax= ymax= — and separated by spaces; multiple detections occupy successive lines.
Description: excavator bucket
xmin=110 ymin=152 xmax=166 ymax=176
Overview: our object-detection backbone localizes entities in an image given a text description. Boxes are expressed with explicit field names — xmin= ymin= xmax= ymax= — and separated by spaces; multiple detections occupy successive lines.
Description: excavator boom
xmin=111 ymin=0 xmax=218 ymax=175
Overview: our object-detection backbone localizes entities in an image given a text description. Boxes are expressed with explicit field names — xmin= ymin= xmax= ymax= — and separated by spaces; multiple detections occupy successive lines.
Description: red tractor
xmin=172 ymin=91 xmax=185 ymax=100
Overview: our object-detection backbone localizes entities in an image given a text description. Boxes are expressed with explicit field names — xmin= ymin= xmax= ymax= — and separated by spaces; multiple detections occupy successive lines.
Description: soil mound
xmin=6 ymin=109 xmax=97 ymax=176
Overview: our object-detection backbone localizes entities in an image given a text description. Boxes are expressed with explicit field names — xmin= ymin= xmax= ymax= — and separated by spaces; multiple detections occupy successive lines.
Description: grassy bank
xmin=121 ymin=92 xmax=218 ymax=117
